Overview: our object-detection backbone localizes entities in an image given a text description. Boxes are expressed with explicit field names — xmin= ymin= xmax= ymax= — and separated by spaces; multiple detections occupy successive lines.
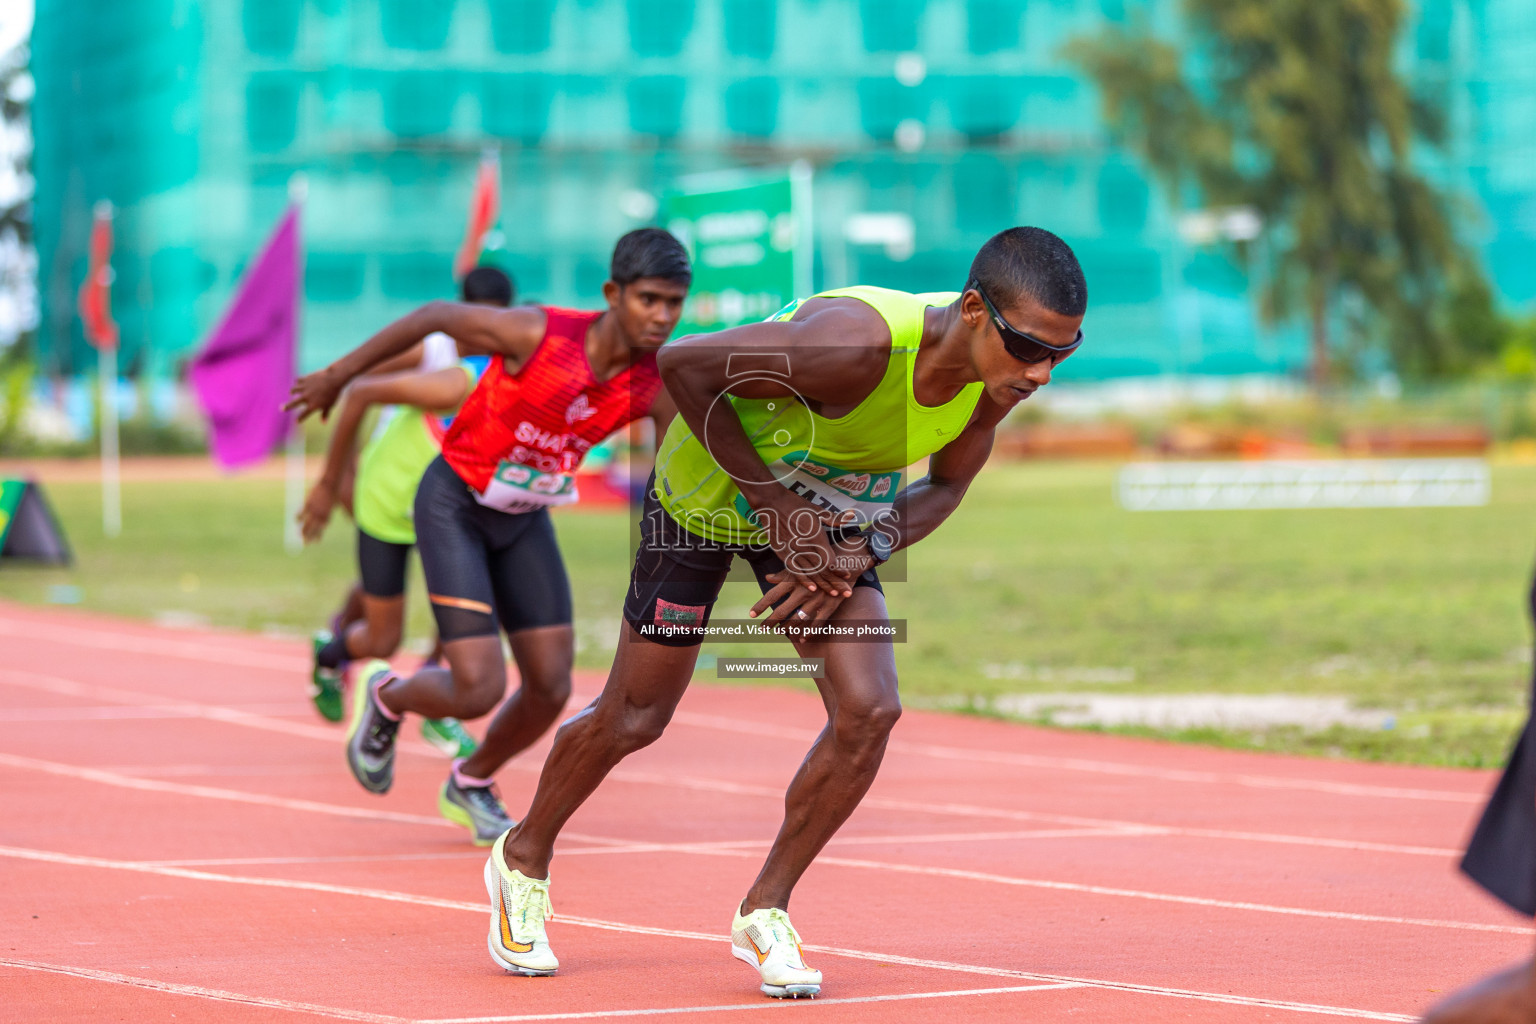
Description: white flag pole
xmin=100 ymin=338 xmax=120 ymax=538
xmin=283 ymin=175 xmax=307 ymax=554
xmin=93 ymin=199 xmax=121 ymax=539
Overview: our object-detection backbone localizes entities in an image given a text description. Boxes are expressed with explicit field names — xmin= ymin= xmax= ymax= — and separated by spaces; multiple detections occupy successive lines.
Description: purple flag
xmin=190 ymin=206 xmax=300 ymax=469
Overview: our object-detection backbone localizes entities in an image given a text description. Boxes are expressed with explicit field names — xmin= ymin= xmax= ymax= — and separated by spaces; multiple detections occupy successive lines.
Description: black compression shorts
xmin=621 ymin=474 xmax=882 ymax=648
xmin=1462 ymin=572 xmax=1536 ymax=915
xmin=413 ymin=456 xmax=573 ymax=642
xmin=357 ymin=528 xmax=411 ymax=599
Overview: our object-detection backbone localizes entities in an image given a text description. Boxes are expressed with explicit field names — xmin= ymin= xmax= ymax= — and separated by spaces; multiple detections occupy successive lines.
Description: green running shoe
xmin=421 ymin=717 xmax=478 ymax=759
xmin=309 ymin=630 xmax=345 ymax=723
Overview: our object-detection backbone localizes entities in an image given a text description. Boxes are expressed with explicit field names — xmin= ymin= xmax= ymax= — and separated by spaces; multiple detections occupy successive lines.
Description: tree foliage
xmin=1066 ymin=0 xmax=1494 ymax=382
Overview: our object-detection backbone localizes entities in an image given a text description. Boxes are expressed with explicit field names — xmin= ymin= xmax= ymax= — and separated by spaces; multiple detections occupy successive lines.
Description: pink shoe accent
xmin=371 ymin=674 xmax=403 ymax=722
xmin=451 ymin=757 xmax=491 ymax=789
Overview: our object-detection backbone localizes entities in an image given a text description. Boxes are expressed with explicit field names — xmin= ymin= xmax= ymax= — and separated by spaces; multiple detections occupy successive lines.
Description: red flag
xmin=78 ymin=201 xmax=118 ymax=351
xmin=454 ymin=152 xmax=501 ymax=279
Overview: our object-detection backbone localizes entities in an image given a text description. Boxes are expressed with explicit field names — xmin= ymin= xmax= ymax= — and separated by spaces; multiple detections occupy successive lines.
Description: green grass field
xmin=4 ymin=461 xmax=1534 ymax=767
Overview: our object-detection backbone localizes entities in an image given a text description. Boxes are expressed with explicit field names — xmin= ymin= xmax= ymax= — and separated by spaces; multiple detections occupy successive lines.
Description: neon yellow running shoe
xmin=731 ymin=906 xmax=821 ymax=998
xmin=483 ymin=835 xmax=557 ymax=976
xmin=440 ymin=767 xmax=515 ymax=846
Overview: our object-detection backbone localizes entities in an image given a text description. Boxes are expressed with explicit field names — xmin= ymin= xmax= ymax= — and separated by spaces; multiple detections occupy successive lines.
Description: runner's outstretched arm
xmin=286 ymin=303 xmax=546 ymax=422
xmin=361 ymin=341 xmax=429 ymax=377
xmin=297 ymin=368 xmax=474 ymax=545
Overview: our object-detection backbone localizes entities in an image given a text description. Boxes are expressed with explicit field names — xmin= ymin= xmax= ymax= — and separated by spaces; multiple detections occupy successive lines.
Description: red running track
xmin=0 ymin=599 xmax=1528 ymax=1023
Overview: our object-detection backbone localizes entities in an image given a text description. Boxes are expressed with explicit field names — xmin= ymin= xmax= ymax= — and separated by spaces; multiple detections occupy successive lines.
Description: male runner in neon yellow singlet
xmin=482 ymin=227 xmax=1088 ymax=995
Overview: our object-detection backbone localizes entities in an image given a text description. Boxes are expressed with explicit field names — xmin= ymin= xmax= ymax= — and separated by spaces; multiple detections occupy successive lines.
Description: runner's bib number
xmin=473 ymin=460 xmax=580 ymax=514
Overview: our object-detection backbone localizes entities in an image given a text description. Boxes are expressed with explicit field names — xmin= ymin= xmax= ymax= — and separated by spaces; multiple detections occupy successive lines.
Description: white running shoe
xmin=730 ymin=906 xmax=822 ymax=998
xmin=483 ymin=834 xmax=558 ymax=976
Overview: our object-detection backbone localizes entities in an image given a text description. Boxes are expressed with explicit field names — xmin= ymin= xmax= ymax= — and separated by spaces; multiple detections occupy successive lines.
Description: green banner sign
xmin=663 ymin=163 xmax=812 ymax=338
xmin=0 ymin=478 xmax=72 ymax=565
xmin=0 ymin=478 xmax=24 ymax=551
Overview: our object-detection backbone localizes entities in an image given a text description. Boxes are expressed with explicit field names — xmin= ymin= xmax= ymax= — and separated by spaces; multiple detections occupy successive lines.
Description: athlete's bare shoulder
xmin=778 ymin=296 xmax=895 ymax=405
xmin=788 ymin=296 xmax=892 ymax=350
xmin=439 ymin=303 xmax=548 ymax=366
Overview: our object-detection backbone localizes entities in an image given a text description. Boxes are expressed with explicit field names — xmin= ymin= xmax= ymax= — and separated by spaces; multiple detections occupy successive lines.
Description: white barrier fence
xmin=1117 ymin=459 xmax=1491 ymax=511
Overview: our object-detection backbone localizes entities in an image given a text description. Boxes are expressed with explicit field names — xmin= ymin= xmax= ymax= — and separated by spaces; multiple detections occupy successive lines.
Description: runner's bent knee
xmin=458 ymin=662 xmax=508 ymax=719
xmin=358 ymin=620 xmax=402 ymax=658
xmin=524 ymin=669 xmax=572 ymax=707
xmin=595 ymin=695 xmax=674 ymax=752
xmin=832 ymin=698 xmax=902 ymax=754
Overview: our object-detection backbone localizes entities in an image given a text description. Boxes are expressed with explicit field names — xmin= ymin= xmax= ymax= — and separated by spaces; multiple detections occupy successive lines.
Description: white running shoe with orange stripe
xmin=730 ymin=906 xmax=822 ymax=998
xmin=483 ymin=834 xmax=557 ymax=976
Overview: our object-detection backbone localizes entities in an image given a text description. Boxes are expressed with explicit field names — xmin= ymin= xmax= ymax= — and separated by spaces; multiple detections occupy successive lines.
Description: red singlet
xmin=441 ymin=307 xmax=662 ymax=513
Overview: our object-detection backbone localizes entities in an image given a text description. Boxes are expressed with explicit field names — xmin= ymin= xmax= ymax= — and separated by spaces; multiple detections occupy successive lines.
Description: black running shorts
xmin=413 ymin=456 xmax=573 ymax=642
xmin=1462 ymin=573 xmax=1536 ymax=916
xmin=357 ymin=528 xmax=411 ymax=599
xmin=621 ymin=475 xmax=882 ymax=648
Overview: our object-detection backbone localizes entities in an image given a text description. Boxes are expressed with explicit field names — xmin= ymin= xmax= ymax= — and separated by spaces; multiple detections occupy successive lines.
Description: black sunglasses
xmin=970 ymin=280 xmax=1084 ymax=365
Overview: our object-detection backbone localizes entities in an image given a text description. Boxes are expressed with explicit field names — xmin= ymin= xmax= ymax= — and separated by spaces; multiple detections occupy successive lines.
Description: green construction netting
xmin=30 ymin=0 xmax=1536 ymax=383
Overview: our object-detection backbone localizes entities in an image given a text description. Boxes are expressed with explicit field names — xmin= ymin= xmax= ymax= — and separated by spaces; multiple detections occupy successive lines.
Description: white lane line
xmin=539 ymin=837 xmax=1528 ymax=936
xmin=0 ymin=751 xmax=1512 ymax=935
xmin=101 ymin=764 xmax=334 ymax=778
xmin=139 ymin=831 xmax=1140 ymax=868
xmin=0 ymin=616 xmax=307 ymax=672
xmin=0 ymin=667 xmax=445 ymax=756
xmin=423 ymin=984 xmax=1085 ymax=1022
xmin=802 ymin=853 xmax=1532 ymax=936
xmin=0 ymin=703 xmax=304 ymax=722
xmin=895 ymin=738 xmax=1483 ymax=805
xmin=2 ymin=617 xmax=1485 ymax=806
xmin=669 ymin=709 xmax=1486 ymax=805
xmin=0 ymin=845 xmax=1419 ymax=1023
xmin=558 ymin=827 xmax=1147 ymax=855
xmin=0 ymin=668 xmax=1466 ymax=858
xmin=607 ymin=767 xmax=1463 ymax=858
xmin=0 ymin=752 xmax=611 ymax=852
xmin=822 ymin=827 xmax=1148 ymax=847
xmin=0 ymin=957 xmax=411 ymax=1023
xmin=142 ymin=851 xmax=490 ymax=868
xmin=0 ymin=751 xmax=456 ymax=829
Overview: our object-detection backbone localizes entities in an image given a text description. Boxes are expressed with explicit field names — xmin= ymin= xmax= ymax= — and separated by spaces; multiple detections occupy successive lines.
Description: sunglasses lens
xmin=973 ymin=281 xmax=1081 ymax=364
xmin=1002 ymin=335 xmax=1054 ymax=363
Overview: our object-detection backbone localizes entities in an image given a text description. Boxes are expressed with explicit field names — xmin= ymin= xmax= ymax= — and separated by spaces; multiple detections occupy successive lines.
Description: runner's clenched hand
xmin=750 ymin=573 xmax=848 ymax=629
xmin=297 ymin=478 xmax=338 ymax=544
xmin=285 ymin=366 xmax=345 ymax=422
xmin=753 ymin=493 xmax=860 ymax=598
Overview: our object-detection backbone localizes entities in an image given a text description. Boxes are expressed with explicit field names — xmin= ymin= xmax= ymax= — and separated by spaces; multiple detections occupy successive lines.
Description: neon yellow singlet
xmin=353 ymin=363 xmax=476 ymax=545
xmin=654 ymin=286 xmax=984 ymax=545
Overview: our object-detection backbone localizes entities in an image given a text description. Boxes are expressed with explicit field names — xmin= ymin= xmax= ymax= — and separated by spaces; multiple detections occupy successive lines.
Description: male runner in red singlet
xmin=286 ymin=229 xmax=690 ymax=843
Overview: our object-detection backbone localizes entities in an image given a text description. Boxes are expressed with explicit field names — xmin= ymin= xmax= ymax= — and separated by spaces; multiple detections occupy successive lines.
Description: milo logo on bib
xmin=475 ymin=460 xmax=580 ymax=513
xmin=734 ymin=451 xmax=900 ymax=528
